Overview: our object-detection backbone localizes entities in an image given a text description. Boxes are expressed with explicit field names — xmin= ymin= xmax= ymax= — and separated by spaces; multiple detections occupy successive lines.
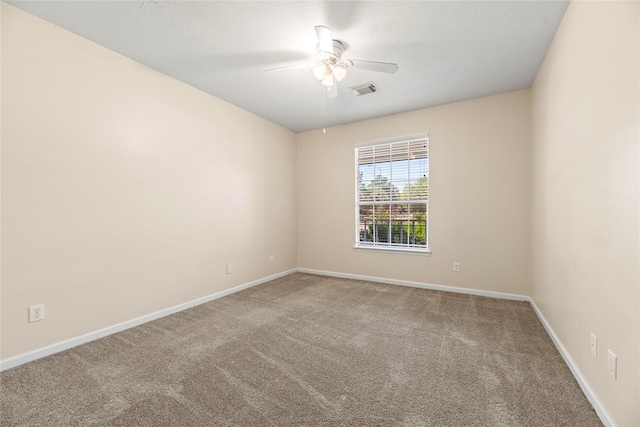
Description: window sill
xmin=353 ymin=245 xmax=431 ymax=256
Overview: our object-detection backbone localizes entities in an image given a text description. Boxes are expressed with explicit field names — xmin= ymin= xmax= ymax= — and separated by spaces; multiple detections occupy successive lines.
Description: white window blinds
xmin=356 ymin=137 xmax=429 ymax=251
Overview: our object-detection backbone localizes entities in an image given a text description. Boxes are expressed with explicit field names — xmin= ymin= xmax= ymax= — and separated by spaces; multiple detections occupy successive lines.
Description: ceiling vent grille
xmin=350 ymin=82 xmax=378 ymax=96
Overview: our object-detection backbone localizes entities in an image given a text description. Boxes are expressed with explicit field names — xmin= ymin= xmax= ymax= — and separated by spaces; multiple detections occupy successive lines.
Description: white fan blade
xmin=326 ymin=83 xmax=338 ymax=99
xmin=349 ymin=60 xmax=398 ymax=74
xmin=264 ymin=63 xmax=318 ymax=73
xmin=315 ymin=25 xmax=334 ymax=54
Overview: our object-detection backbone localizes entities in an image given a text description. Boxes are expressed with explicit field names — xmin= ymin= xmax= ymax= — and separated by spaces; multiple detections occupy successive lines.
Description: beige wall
xmin=297 ymin=90 xmax=531 ymax=296
xmin=530 ymin=1 xmax=639 ymax=426
xmin=0 ymin=3 xmax=297 ymax=359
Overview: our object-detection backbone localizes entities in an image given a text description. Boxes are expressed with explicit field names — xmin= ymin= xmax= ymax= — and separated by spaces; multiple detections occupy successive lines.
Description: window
xmin=355 ymin=135 xmax=429 ymax=253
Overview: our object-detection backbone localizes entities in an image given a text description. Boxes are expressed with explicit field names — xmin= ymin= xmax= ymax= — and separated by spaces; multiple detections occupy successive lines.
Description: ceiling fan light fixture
xmin=313 ymin=64 xmax=328 ymax=80
xmin=321 ymin=73 xmax=335 ymax=87
xmin=333 ymin=64 xmax=347 ymax=81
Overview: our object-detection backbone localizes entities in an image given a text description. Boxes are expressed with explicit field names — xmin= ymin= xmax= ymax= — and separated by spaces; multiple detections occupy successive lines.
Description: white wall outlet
xmin=29 ymin=304 xmax=45 ymax=323
xmin=453 ymin=262 xmax=460 ymax=272
xmin=607 ymin=349 xmax=617 ymax=380
xmin=269 ymin=255 xmax=274 ymax=263
xmin=226 ymin=264 xmax=232 ymax=274
xmin=590 ymin=333 xmax=597 ymax=358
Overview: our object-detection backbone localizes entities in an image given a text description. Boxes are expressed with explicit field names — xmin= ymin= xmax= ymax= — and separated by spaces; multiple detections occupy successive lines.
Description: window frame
xmin=354 ymin=134 xmax=430 ymax=255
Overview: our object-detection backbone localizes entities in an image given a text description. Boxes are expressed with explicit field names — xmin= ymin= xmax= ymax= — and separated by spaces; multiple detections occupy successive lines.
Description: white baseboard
xmin=528 ymin=299 xmax=615 ymax=427
xmin=0 ymin=269 xmax=296 ymax=372
xmin=297 ymin=268 xmax=614 ymax=427
xmin=296 ymin=268 xmax=529 ymax=301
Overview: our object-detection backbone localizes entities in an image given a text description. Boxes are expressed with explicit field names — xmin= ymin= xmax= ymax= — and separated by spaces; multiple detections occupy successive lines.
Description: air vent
xmin=350 ymin=82 xmax=378 ymax=96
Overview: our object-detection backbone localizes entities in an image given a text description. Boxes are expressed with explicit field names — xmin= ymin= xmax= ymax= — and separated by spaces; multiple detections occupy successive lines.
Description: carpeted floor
xmin=1 ymin=273 xmax=601 ymax=426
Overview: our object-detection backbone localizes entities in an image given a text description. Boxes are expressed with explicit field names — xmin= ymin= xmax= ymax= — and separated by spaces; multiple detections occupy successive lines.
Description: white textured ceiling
xmin=8 ymin=1 xmax=569 ymax=133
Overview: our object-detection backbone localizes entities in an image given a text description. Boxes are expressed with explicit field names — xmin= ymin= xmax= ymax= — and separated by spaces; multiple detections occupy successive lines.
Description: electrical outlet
xmin=590 ymin=333 xmax=597 ymax=358
xmin=29 ymin=304 xmax=45 ymax=323
xmin=453 ymin=262 xmax=460 ymax=272
xmin=269 ymin=255 xmax=274 ymax=263
xmin=226 ymin=264 xmax=232 ymax=274
xmin=607 ymin=349 xmax=617 ymax=380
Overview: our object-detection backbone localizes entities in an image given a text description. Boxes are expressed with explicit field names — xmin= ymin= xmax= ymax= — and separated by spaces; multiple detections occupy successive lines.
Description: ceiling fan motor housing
xmin=317 ymin=40 xmax=345 ymax=61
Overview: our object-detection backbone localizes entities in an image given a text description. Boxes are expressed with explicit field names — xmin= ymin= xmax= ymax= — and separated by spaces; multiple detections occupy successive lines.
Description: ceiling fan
xmin=265 ymin=26 xmax=399 ymax=99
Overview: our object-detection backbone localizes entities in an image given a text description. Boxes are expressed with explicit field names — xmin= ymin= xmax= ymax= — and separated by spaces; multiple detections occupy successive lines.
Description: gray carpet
xmin=1 ymin=273 xmax=601 ymax=426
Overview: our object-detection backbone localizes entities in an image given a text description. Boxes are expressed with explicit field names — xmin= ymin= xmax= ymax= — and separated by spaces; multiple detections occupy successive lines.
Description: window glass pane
xmin=405 ymin=172 xmax=428 ymax=201
xmin=358 ymin=205 xmax=374 ymax=243
xmin=358 ymin=169 xmax=374 ymax=202
xmin=389 ymin=204 xmax=407 ymax=244
xmin=391 ymin=160 xmax=409 ymax=201
xmin=371 ymin=162 xmax=388 ymax=201
xmin=409 ymin=216 xmax=427 ymax=246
